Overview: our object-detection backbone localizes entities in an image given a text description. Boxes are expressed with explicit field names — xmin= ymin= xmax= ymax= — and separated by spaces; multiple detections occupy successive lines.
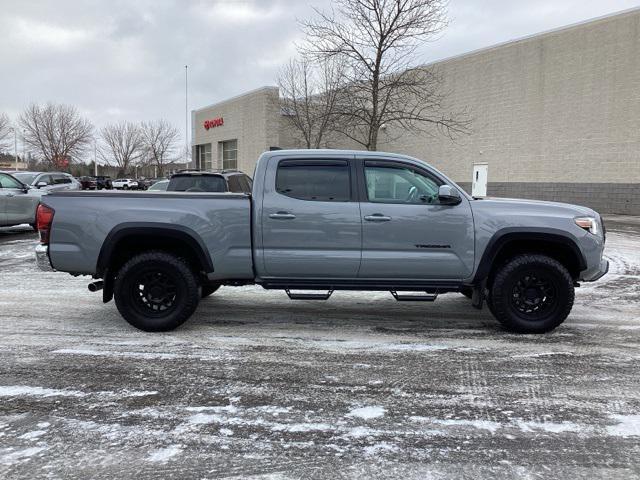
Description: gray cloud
xmin=1 ymin=0 xmax=638 ymax=152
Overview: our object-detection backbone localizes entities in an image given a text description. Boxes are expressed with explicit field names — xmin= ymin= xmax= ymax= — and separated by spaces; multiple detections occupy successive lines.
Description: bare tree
xmin=99 ymin=122 xmax=144 ymax=177
xmin=278 ymin=57 xmax=345 ymax=148
xmin=140 ymin=120 xmax=180 ymax=177
xmin=301 ymin=0 xmax=470 ymax=150
xmin=0 ymin=113 xmax=11 ymax=152
xmin=19 ymin=103 xmax=93 ymax=168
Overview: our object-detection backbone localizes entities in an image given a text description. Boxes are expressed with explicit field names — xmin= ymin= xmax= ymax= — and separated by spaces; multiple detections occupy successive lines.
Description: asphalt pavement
xmin=0 ymin=218 xmax=639 ymax=479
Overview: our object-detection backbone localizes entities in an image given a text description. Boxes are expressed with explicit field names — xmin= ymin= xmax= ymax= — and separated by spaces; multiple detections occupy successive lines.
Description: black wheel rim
xmin=130 ymin=269 xmax=178 ymax=317
xmin=510 ymin=272 xmax=558 ymax=320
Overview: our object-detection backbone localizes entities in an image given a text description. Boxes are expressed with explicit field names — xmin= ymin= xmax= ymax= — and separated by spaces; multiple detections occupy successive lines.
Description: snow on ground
xmin=0 ymin=219 xmax=639 ymax=479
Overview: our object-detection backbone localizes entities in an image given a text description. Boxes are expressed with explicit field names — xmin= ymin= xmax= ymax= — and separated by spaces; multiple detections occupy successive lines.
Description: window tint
xmin=276 ymin=161 xmax=350 ymax=202
xmin=52 ymin=174 xmax=71 ymax=184
xmin=239 ymin=175 xmax=252 ymax=193
xmin=0 ymin=173 xmax=22 ymax=189
xmin=38 ymin=175 xmax=53 ymax=185
xmin=227 ymin=175 xmax=243 ymax=193
xmin=168 ymin=175 xmax=227 ymax=192
xmin=364 ymin=164 xmax=441 ymax=204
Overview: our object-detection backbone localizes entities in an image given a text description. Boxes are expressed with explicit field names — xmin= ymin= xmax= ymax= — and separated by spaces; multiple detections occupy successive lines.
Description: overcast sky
xmin=1 ymin=0 xmax=639 ymax=146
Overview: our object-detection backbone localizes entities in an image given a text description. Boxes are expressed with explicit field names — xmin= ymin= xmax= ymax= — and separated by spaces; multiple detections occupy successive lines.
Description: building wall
xmin=191 ymin=87 xmax=281 ymax=174
xmin=192 ymin=9 xmax=640 ymax=214
xmin=379 ymin=8 xmax=640 ymax=214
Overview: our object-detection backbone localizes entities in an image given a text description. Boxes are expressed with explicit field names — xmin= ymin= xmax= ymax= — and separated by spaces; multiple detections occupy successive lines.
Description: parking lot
xmin=0 ymin=217 xmax=639 ymax=479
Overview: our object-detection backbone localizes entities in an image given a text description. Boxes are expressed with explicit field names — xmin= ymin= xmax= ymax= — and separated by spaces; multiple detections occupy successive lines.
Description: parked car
xmin=12 ymin=171 xmax=81 ymax=192
xmin=36 ymin=149 xmax=608 ymax=333
xmin=79 ymin=176 xmax=98 ymax=190
xmin=94 ymin=176 xmax=113 ymax=190
xmin=0 ymin=172 xmax=43 ymax=228
xmin=167 ymin=170 xmax=252 ymax=193
xmin=136 ymin=178 xmax=153 ymax=190
xmin=147 ymin=179 xmax=169 ymax=191
xmin=112 ymin=178 xmax=138 ymax=190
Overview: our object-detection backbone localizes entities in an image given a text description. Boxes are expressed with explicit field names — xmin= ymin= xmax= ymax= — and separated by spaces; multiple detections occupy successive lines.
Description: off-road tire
xmin=490 ymin=254 xmax=574 ymax=334
xmin=201 ymin=284 xmax=221 ymax=298
xmin=114 ymin=250 xmax=200 ymax=332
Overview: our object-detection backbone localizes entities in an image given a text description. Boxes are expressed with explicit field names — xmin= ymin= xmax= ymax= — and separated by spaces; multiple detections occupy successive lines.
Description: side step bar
xmin=285 ymin=289 xmax=334 ymax=300
xmin=390 ymin=290 xmax=438 ymax=302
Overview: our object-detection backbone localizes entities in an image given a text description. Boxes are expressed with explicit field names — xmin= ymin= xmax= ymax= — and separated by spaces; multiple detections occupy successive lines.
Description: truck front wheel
xmin=490 ymin=254 xmax=574 ymax=334
xmin=113 ymin=251 xmax=200 ymax=332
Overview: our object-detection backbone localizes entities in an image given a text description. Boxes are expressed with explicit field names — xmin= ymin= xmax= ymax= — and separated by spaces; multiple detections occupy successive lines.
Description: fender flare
xmin=471 ymin=227 xmax=587 ymax=284
xmin=96 ymin=222 xmax=214 ymax=277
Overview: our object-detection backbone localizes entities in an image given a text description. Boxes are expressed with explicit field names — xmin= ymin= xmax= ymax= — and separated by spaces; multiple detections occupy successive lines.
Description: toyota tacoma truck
xmin=35 ymin=149 xmax=608 ymax=333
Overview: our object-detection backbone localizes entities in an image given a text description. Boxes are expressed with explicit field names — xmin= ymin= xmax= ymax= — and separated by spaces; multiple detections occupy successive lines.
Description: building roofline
xmin=424 ymin=6 xmax=640 ymax=67
xmin=192 ymin=85 xmax=278 ymax=113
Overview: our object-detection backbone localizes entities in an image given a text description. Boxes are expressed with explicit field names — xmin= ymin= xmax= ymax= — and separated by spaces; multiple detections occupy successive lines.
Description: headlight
xmin=575 ymin=217 xmax=598 ymax=235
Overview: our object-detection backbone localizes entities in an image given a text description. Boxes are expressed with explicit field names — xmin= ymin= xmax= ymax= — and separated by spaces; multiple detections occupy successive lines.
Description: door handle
xmin=6 ymin=193 xmax=15 ymax=197
xmin=269 ymin=211 xmax=296 ymax=220
xmin=364 ymin=214 xmax=391 ymax=222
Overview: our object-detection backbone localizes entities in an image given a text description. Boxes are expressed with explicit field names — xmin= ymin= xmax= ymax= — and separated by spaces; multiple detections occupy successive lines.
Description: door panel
xmin=0 ymin=190 xmax=7 ymax=225
xmin=5 ymin=189 xmax=37 ymax=224
xmin=359 ymin=161 xmax=474 ymax=280
xmin=261 ymin=158 xmax=362 ymax=278
xmin=0 ymin=174 xmax=35 ymax=226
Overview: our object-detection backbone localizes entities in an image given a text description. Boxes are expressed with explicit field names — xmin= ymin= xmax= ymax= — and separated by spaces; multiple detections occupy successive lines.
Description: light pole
xmin=9 ymin=127 xmax=18 ymax=171
xmin=185 ymin=64 xmax=189 ymax=169
xmin=93 ymin=137 xmax=98 ymax=176
xmin=21 ymin=129 xmax=25 ymax=171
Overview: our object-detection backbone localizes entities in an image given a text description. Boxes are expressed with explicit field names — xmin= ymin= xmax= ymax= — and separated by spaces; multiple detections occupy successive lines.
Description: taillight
xmin=36 ymin=204 xmax=55 ymax=245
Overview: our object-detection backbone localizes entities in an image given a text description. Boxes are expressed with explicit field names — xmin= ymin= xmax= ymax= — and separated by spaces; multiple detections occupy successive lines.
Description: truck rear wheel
xmin=490 ymin=254 xmax=574 ymax=334
xmin=113 ymin=251 xmax=200 ymax=332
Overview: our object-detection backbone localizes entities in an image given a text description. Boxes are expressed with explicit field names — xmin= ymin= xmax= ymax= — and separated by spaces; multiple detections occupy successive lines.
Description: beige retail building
xmin=191 ymin=8 xmax=640 ymax=214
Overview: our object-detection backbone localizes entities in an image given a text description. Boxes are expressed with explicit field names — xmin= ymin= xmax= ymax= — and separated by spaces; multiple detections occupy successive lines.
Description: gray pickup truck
xmin=35 ymin=149 xmax=608 ymax=333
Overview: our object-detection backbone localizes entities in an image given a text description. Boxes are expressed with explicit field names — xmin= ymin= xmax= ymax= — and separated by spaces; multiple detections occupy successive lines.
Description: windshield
xmin=168 ymin=175 xmax=226 ymax=192
xmin=12 ymin=172 xmax=37 ymax=185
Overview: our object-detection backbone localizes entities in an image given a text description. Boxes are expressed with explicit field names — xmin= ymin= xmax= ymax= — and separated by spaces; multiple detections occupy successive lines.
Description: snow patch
xmin=52 ymin=349 xmax=181 ymax=360
xmin=607 ymin=415 xmax=640 ymax=437
xmin=219 ymin=428 xmax=234 ymax=436
xmin=19 ymin=430 xmax=47 ymax=440
xmin=346 ymin=406 xmax=386 ymax=420
xmin=147 ymin=445 xmax=182 ymax=463
xmin=0 ymin=385 xmax=86 ymax=398
xmin=271 ymin=422 xmax=333 ymax=433
xmin=185 ymin=405 xmax=238 ymax=414
xmin=410 ymin=416 xmax=502 ymax=433
xmin=346 ymin=426 xmax=376 ymax=438
xmin=517 ymin=421 xmax=584 ymax=434
xmin=0 ymin=446 xmax=47 ymax=465
xmin=187 ymin=413 xmax=220 ymax=425
xmin=363 ymin=442 xmax=398 ymax=456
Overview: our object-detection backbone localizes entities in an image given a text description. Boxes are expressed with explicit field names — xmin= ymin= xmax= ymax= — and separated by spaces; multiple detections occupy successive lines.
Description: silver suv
xmin=12 ymin=171 xmax=81 ymax=192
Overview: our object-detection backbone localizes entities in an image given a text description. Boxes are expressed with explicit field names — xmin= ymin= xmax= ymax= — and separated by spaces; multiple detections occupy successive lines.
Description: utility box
xmin=472 ymin=163 xmax=488 ymax=197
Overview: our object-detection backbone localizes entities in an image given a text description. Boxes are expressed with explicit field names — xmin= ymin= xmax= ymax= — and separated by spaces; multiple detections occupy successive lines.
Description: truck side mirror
xmin=438 ymin=185 xmax=461 ymax=205
xmin=36 ymin=181 xmax=48 ymax=188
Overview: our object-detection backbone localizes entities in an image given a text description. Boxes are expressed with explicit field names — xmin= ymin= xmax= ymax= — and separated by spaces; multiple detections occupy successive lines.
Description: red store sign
xmin=204 ymin=117 xmax=224 ymax=130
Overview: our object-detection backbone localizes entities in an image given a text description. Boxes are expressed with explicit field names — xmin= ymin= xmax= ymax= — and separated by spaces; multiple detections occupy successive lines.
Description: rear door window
xmin=168 ymin=175 xmax=227 ymax=192
xmin=227 ymin=175 xmax=244 ymax=193
xmin=276 ymin=160 xmax=351 ymax=202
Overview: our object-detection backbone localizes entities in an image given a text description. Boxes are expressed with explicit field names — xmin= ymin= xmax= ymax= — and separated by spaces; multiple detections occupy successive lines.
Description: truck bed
xmin=43 ymin=191 xmax=253 ymax=279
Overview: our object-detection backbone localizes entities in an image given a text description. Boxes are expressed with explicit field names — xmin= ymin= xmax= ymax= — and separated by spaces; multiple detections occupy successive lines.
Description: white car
xmin=112 ymin=178 xmax=139 ymax=190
